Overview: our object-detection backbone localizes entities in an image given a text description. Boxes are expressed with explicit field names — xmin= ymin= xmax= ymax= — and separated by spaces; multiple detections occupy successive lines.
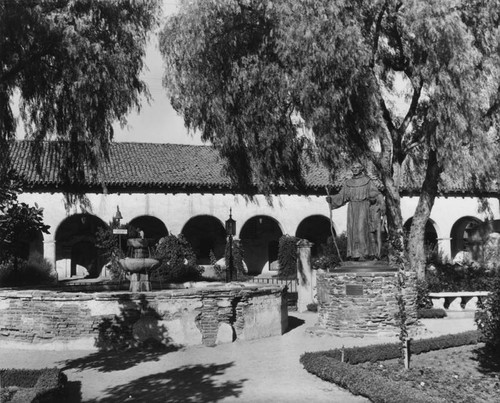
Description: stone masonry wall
xmin=315 ymin=270 xmax=417 ymax=337
xmin=0 ymin=284 xmax=287 ymax=350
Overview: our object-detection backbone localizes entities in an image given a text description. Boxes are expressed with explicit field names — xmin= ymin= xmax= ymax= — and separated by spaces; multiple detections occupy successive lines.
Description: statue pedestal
xmin=335 ymin=260 xmax=397 ymax=273
xmin=313 ymin=263 xmax=417 ymax=337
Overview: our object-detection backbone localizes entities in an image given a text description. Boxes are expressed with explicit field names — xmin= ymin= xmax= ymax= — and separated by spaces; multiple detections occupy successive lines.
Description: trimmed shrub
xmin=417 ymin=308 xmax=447 ymax=319
xmin=154 ymin=234 xmax=203 ymax=283
xmin=277 ymin=235 xmax=298 ymax=278
xmin=426 ymin=262 xmax=496 ymax=292
xmin=475 ymin=268 xmax=500 ymax=351
xmin=314 ymin=331 xmax=479 ymax=364
xmin=0 ymin=253 xmax=55 ymax=286
xmin=0 ymin=368 xmax=66 ymax=403
xmin=312 ymin=233 xmax=348 ymax=271
xmin=415 ymin=279 xmax=432 ymax=309
xmin=301 ymin=331 xmax=480 ymax=403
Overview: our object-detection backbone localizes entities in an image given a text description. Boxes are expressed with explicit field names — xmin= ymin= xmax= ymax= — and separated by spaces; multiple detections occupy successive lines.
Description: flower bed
xmin=0 ymin=368 xmax=66 ymax=403
xmin=357 ymin=344 xmax=500 ymax=402
xmin=300 ymin=331 xmax=483 ymax=403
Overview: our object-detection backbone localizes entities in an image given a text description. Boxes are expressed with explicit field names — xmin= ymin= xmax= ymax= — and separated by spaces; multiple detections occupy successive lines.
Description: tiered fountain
xmin=118 ymin=238 xmax=159 ymax=292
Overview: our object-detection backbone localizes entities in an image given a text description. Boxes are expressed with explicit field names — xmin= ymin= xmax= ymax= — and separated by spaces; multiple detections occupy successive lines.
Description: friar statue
xmin=327 ymin=162 xmax=385 ymax=260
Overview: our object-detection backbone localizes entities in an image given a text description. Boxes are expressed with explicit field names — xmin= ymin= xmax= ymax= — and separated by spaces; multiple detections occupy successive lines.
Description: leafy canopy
xmin=160 ymin=0 xmax=500 ymax=193
xmin=1 ymin=0 xmax=161 ymax=183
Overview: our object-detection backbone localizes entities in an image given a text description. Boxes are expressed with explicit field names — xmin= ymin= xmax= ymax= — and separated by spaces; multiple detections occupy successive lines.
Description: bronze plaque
xmin=346 ymin=284 xmax=364 ymax=296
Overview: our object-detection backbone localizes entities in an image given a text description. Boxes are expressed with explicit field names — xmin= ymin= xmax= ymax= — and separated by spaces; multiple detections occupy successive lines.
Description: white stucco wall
xmin=17 ymin=191 xmax=500 ymax=271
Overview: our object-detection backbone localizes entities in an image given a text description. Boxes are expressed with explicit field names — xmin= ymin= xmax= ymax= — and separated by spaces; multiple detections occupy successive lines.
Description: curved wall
xmin=0 ymin=284 xmax=287 ymax=350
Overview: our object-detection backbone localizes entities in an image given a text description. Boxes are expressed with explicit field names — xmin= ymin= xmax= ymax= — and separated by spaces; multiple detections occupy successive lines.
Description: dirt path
xmin=0 ymin=313 xmax=476 ymax=402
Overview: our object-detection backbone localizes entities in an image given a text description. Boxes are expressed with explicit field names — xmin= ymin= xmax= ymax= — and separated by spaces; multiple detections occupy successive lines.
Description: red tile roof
xmin=9 ymin=141 xmax=499 ymax=196
xmin=10 ymin=141 xmax=331 ymax=194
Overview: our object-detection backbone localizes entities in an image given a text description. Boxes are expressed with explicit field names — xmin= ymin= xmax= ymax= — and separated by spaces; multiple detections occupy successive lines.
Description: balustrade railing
xmin=249 ymin=276 xmax=298 ymax=293
xmin=428 ymin=291 xmax=489 ymax=312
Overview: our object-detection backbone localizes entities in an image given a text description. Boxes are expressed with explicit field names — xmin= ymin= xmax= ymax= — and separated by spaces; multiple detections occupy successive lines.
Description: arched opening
xmin=128 ymin=215 xmax=169 ymax=244
xmin=450 ymin=216 xmax=482 ymax=258
xmin=295 ymin=215 xmax=332 ymax=257
xmin=240 ymin=215 xmax=283 ymax=275
xmin=55 ymin=214 xmax=107 ymax=279
xmin=404 ymin=218 xmax=438 ymax=254
xmin=181 ymin=215 xmax=226 ymax=265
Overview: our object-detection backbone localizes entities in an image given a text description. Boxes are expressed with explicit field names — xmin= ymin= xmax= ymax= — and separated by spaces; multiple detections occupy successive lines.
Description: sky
xmin=113 ymin=1 xmax=203 ymax=145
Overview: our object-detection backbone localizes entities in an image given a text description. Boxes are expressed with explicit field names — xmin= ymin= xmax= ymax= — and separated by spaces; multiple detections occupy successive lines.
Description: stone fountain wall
xmin=314 ymin=270 xmax=418 ymax=337
xmin=0 ymin=284 xmax=287 ymax=350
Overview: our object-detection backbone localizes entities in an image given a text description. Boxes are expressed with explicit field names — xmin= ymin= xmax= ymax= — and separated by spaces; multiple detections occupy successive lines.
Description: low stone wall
xmin=314 ymin=270 xmax=417 ymax=337
xmin=0 ymin=283 xmax=287 ymax=350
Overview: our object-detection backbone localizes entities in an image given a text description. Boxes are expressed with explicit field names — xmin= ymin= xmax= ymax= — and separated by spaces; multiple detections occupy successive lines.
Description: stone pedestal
xmin=314 ymin=266 xmax=417 ymax=337
xmin=129 ymin=273 xmax=151 ymax=292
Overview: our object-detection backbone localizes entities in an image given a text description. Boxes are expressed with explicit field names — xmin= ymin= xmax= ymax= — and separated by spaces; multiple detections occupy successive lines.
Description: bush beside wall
xmin=277 ymin=235 xmax=298 ymax=278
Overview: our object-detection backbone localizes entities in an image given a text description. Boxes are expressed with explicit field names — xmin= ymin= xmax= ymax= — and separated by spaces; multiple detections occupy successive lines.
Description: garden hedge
xmin=417 ymin=308 xmax=447 ymax=319
xmin=0 ymin=367 xmax=66 ymax=403
xmin=300 ymin=331 xmax=480 ymax=403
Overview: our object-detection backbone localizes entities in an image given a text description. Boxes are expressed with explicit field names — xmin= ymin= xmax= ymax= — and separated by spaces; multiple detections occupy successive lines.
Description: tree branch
xmin=400 ymin=76 xmax=423 ymax=141
xmin=370 ymin=1 xmax=388 ymax=68
xmin=380 ymin=96 xmax=396 ymax=134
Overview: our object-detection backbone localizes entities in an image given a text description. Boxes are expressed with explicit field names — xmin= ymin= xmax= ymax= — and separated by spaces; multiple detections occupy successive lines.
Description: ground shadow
xmin=59 ymin=381 xmax=82 ymax=403
xmin=61 ymin=343 xmax=180 ymax=373
xmin=85 ymin=362 xmax=247 ymax=403
xmin=473 ymin=346 xmax=500 ymax=375
xmin=285 ymin=315 xmax=305 ymax=333
xmin=62 ymin=294 xmax=181 ymax=372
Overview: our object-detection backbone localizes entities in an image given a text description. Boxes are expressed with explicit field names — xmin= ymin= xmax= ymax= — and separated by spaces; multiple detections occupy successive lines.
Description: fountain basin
xmin=118 ymin=258 xmax=159 ymax=273
xmin=118 ymin=258 xmax=160 ymax=292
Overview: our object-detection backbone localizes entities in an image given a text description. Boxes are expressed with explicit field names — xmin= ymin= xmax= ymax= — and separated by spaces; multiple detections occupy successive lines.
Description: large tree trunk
xmin=408 ymin=150 xmax=441 ymax=280
xmin=382 ymin=163 xmax=406 ymax=268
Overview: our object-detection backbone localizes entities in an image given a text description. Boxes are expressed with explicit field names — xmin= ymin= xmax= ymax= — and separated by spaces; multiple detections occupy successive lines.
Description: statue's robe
xmin=330 ymin=175 xmax=381 ymax=259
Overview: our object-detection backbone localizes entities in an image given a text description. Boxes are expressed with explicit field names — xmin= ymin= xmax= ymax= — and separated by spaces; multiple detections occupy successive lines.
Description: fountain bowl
xmin=118 ymin=257 xmax=159 ymax=273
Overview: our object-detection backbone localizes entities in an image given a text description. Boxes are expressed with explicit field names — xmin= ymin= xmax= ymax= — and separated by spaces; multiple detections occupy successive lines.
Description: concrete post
xmin=43 ymin=240 xmax=58 ymax=282
xmin=297 ymin=239 xmax=314 ymax=312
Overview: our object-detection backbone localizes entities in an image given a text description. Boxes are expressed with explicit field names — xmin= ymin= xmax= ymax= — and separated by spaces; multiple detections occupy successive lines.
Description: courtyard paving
xmin=0 ymin=312 xmax=475 ymax=402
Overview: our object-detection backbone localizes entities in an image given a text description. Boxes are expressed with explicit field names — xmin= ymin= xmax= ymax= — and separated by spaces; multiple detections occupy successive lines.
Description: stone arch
xmin=55 ymin=214 xmax=107 ymax=279
xmin=450 ymin=216 xmax=483 ymax=258
xmin=240 ymin=215 xmax=283 ymax=275
xmin=128 ymin=215 xmax=169 ymax=244
xmin=404 ymin=217 xmax=438 ymax=253
xmin=181 ymin=215 xmax=226 ymax=265
xmin=295 ymin=215 xmax=333 ymax=257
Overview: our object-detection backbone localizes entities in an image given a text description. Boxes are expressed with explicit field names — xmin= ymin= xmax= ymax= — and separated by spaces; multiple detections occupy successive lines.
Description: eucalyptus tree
xmin=161 ymin=0 xmax=500 ymax=277
xmin=0 ymin=0 xmax=161 ymax=185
